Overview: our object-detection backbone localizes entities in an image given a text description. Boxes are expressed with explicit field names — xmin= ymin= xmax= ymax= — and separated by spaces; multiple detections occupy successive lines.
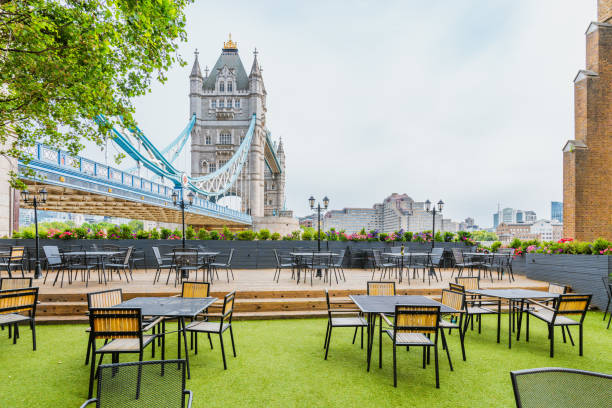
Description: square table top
xmin=382 ymin=252 xmax=430 ymax=257
xmin=113 ymin=296 xmax=217 ymax=317
xmin=165 ymin=252 xmax=220 ymax=257
xmin=467 ymin=289 xmax=559 ymax=300
xmin=349 ymin=295 xmax=457 ymax=314
xmin=290 ymin=252 xmax=338 ymax=256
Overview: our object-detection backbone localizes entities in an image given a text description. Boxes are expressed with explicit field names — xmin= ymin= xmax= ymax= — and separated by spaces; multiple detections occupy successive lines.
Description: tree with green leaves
xmin=0 ymin=0 xmax=193 ymax=188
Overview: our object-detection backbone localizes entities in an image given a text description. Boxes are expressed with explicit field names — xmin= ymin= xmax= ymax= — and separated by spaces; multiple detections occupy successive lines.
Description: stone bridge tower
xmin=563 ymin=0 xmax=612 ymax=240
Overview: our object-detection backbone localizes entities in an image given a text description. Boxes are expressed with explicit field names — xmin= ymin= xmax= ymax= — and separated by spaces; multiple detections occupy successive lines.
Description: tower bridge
xmin=3 ymin=35 xmax=298 ymax=234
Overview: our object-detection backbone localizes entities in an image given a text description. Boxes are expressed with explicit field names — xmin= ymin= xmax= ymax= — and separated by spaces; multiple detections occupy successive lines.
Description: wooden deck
xmin=34 ymin=268 xmax=547 ymax=323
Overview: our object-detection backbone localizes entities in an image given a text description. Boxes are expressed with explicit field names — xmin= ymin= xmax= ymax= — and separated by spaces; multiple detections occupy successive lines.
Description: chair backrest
xmin=441 ymin=289 xmax=465 ymax=313
xmin=95 ymin=359 xmax=188 ymax=407
xmin=394 ymin=305 xmax=440 ymax=335
xmin=554 ymin=294 xmax=591 ymax=321
xmin=43 ymin=245 xmax=62 ymax=266
xmin=367 ymin=281 xmax=396 ymax=296
xmin=226 ymin=248 xmax=234 ymax=265
xmin=273 ymin=249 xmax=281 ymax=266
xmin=603 ymin=277 xmax=612 ymax=298
xmin=510 ymin=367 xmax=612 ymax=408
xmin=335 ymin=249 xmax=345 ymax=265
xmin=548 ymin=283 xmax=569 ymax=294
xmin=152 ymin=246 xmax=163 ymax=266
xmin=89 ymin=308 xmax=142 ymax=341
xmin=449 ymin=282 xmax=465 ymax=293
xmin=455 ymin=277 xmax=479 ymax=290
xmin=0 ymin=277 xmax=33 ymax=290
xmin=122 ymin=247 xmax=133 ymax=265
xmin=220 ymin=291 xmax=236 ymax=324
xmin=87 ymin=289 xmax=123 ymax=308
xmin=9 ymin=246 xmax=25 ymax=262
xmin=430 ymin=247 xmax=444 ymax=264
xmin=0 ymin=287 xmax=38 ymax=316
xmin=181 ymin=281 xmax=210 ymax=298
xmin=451 ymin=248 xmax=464 ymax=264
xmin=372 ymin=250 xmax=382 ymax=267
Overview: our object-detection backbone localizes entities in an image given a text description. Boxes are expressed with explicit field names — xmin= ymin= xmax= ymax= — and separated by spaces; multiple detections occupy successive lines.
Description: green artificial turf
xmin=0 ymin=313 xmax=610 ymax=407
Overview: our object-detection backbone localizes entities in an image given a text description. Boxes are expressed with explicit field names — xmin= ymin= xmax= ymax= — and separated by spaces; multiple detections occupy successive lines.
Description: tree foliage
xmin=0 ymin=0 xmax=193 ymax=187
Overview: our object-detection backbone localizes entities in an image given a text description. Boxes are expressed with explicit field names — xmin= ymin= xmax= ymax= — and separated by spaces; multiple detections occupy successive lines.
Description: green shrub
xmin=21 ymin=229 xmax=35 ymax=239
xmin=509 ymin=238 xmax=522 ymax=249
xmin=12 ymin=230 xmax=21 ymax=238
xmin=107 ymin=226 xmax=121 ymax=239
xmin=327 ymin=228 xmax=339 ymax=241
xmin=150 ymin=228 xmax=160 ymax=239
xmin=379 ymin=232 xmax=389 ymax=242
xmin=291 ymin=230 xmax=301 ymax=240
xmin=237 ymin=230 xmax=256 ymax=240
xmin=301 ymin=229 xmax=313 ymax=240
xmin=592 ymin=237 xmax=611 ymax=253
xmin=257 ymin=229 xmax=270 ymax=240
xmin=39 ymin=229 xmax=49 ymax=239
xmin=404 ymin=231 xmax=413 ymax=242
xmin=75 ymin=227 xmax=88 ymax=239
xmin=271 ymin=232 xmax=280 ymax=240
xmin=222 ymin=226 xmax=234 ymax=240
xmin=443 ymin=232 xmax=455 ymax=242
xmin=186 ymin=225 xmax=196 ymax=240
xmin=197 ymin=228 xmax=210 ymax=240
xmin=160 ymin=228 xmax=172 ymax=239
xmin=491 ymin=241 xmax=502 ymax=252
xmin=119 ymin=224 xmax=132 ymax=239
xmin=434 ymin=231 xmax=443 ymax=242
xmin=209 ymin=230 xmax=221 ymax=240
xmin=172 ymin=228 xmax=182 ymax=239
xmin=136 ymin=230 xmax=150 ymax=239
xmin=575 ymin=241 xmax=592 ymax=255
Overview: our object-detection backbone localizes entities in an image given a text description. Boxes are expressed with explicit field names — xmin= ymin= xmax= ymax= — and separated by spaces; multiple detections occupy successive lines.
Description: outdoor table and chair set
xmin=322 ymin=278 xmax=593 ymax=389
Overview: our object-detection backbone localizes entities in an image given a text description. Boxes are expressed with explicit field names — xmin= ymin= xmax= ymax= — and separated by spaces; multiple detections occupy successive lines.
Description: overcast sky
xmin=96 ymin=0 xmax=597 ymax=228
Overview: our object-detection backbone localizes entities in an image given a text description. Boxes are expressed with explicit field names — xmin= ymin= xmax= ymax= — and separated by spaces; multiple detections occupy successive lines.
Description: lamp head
xmin=20 ymin=189 xmax=29 ymax=203
xmin=323 ymin=196 xmax=329 ymax=209
xmin=437 ymin=200 xmax=444 ymax=212
xmin=187 ymin=191 xmax=195 ymax=206
xmin=308 ymin=196 xmax=315 ymax=209
xmin=171 ymin=190 xmax=178 ymax=206
xmin=39 ymin=187 xmax=48 ymax=203
xmin=425 ymin=199 xmax=431 ymax=212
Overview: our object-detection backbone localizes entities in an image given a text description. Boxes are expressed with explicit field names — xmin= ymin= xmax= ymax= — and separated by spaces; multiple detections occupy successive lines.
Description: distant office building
xmin=496 ymin=222 xmax=539 ymax=243
xmin=525 ymin=211 xmax=537 ymax=222
xmin=516 ymin=210 xmax=524 ymax=223
xmin=494 ymin=207 xmax=536 ymax=225
xmin=458 ymin=217 xmax=479 ymax=232
xmin=551 ymin=201 xmax=563 ymax=223
xmin=298 ymin=214 xmax=316 ymax=229
xmin=530 ymin=219 xmax=564 ymax=242
xmin=322 ymin=193 xmax=456 ymax=234
xmin=493 ymin=213 xmax=500 ymax=229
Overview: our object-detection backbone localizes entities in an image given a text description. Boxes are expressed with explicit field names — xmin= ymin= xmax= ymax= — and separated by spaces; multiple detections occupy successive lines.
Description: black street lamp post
xmin=172 ymin=189 xmax=195 ymax=249
xmin=309 ymin=196 xmax=329 ymax=252
xmin=21 ymin=188 xmax=48 ymax=279
xmin=425 ymin=199 xmax=444 ymax=249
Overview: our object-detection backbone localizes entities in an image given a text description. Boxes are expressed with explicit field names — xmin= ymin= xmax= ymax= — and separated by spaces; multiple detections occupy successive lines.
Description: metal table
xmin=165 ymin=252 xmax=220 ymax=282
xmin=113 ymin=296 xmax=217 ymax=378
xmin=349 ymin=295 xmax=458 ymax=371
xmin=62 ymin=251 xmax=122 ymax=284
xmin=467 ymin=289 xmax=559 ymax=349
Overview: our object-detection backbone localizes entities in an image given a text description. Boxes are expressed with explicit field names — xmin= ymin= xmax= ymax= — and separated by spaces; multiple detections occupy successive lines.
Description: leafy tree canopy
xmin=0 ymin=0 xmax=193 ymax=187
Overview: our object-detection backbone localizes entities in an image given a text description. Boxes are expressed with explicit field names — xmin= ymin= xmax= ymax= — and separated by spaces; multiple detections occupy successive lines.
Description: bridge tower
xmin=190 ymin=35 xmax=280 ymax=219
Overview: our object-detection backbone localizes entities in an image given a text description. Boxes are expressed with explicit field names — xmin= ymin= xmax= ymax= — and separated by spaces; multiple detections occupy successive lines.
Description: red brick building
xmin=563 ymin=0 xmax=612 ymax=240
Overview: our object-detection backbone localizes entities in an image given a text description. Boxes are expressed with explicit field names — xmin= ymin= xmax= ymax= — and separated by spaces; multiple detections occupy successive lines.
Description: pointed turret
xmin=190 ymin=49 xmax=202 ymax=78
xmin=277 ymin=137 xmax=284 ymax=154
xmin=249 ymin=48 xmax=262 ymax=78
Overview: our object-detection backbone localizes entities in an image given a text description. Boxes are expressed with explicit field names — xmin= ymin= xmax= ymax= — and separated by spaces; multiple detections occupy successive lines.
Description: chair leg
xmin=434 ymin=345 xmax=440 ymax=388
xmin=579 ymin=324 xmax=583 ymax=356
xmin=549 ymin=325 xmax=555 ymax=358
xmin=566 ymin=326 xmax=575 ymax=346
xmin=88 ymin=350 xmax=97 ymax=399
xmin=440 ymin=330 xmax=453 ymax=371
xmin=229 ymin=326 xmax=236 ymax=357
xmin=324 ymin=326 xmax=332 ymax=360
xmin=351 ymin=326 xmax=357 ymax=345
xmin=393 ymin=343 xmax=397 ymax=387
xmin=219 ymin=332 xmax=227 ymax=370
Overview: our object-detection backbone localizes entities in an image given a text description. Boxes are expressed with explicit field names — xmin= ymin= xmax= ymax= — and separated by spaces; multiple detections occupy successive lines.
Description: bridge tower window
xmin=227 ymin=81 xmax=233 ymax=92
xmin=220 ymin=131 xmax=232 ymax=145
xmin=219 ymin=99 xmax=224 ymax=108
xmin=211 ymin=100 xmax=216 ymax=108
xmin=235 ymin=99 xmax=240 ymax=108
xmin=209 ymin=163 xmax=217 ymax=173
xmin=219 ymin=81 xmax=225 ymax=92
xmin=205 ymin=134 xmax=211 ymax=145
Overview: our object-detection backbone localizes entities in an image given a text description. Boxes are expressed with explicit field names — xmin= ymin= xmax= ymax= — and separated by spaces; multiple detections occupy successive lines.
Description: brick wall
xmin=598 ymin=0 xmax=612 ymax=23
xmin=563 ymin=3 xmax=612 ymax=241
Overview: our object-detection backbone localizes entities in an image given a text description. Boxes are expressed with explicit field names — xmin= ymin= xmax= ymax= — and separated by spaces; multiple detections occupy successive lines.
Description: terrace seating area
xmin=0 ymin=245 xmax=610 ymax=407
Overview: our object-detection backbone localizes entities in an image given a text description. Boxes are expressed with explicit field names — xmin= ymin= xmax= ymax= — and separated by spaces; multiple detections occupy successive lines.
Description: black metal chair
xmin=449 ymin=282 xmax=501 ymax=336
xmin=0 ymin=287 xmax=38 ymax=350
xmin=330 ymin=249 xmax=346 ymax=282
xmin=171 ymin=248 xmax=199 ymax=286
xmin=450 ymin=248 xmax=478 ymax=278
xmin=524 ymin=293 xmax=591 ymax=357
xmin=87 ymin=307 xmax=159 ymax=398
xmin=80 ymin=359 xmax=193 ymax=408
xmin=43 ymin=245 xmax=70 ymax=287
xmin=272 ymin=249 xmax=295 ymax=283
xmin=0 ymin=246 xmax=26 ymax=278
xmin=428 ymin=247 xmax=445 ymax=282
xmin=105 ymin=247 xmax=134 ymax=283
xmin=510 ymin=367 xmax=612 ymax=407
xmin=439 ymin=289 xmax=466 ymax=361
xmin=603 ymin=277 xmax=612 ymax=329
xmin=370 ymin=250 xmax=396 ymax=281
xmin=209 ymin=248 xmax=235 ymax=283
xmin=152 ymin=246 xmax=174 ymax=284
xmin=185 ymin=291 xmax=237 ymax=369
xmin=323 ymin=289 xmax=366 ymax=360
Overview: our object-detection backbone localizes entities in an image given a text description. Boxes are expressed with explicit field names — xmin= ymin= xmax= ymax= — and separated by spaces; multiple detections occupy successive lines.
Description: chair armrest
xmin=380 ymin=313 xmax=393 ymax=327
xmin=80 ymin=398 xmax=97 ymax=408
xmin=184 ymin=390 xmax=193 ymax=408
xmin=528 ymin=300 xmax=555 ymax=311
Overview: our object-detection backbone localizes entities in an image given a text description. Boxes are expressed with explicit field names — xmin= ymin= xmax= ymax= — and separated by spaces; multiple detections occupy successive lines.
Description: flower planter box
xmin=526 ymin=253 xmax=611 ymax=309
xmin=511 ymin=255 xmax=527 ymax=275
